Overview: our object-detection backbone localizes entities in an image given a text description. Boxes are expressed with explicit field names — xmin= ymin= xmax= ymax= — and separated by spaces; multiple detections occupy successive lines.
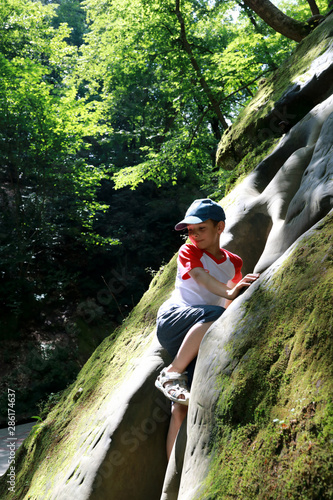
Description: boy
xmin=155 ymin=198 xmax=259 ymax=458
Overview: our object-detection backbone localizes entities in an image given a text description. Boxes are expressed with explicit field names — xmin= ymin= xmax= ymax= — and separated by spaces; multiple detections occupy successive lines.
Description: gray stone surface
xmin=218 ymin=93 xmax=333 ymax=276
xmin=162 ymin=93 xmax=333 ymax=500
xmin=47 ymin=336 xmax=171 ymax=500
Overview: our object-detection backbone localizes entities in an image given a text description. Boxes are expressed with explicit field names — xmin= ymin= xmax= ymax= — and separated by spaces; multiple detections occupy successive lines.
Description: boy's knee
xmin=172 ymin=403 xmax=188 ymax=423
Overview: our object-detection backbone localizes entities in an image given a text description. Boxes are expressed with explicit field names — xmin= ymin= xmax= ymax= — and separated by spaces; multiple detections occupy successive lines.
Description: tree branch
xmin=306 ymin=0 xmax=320 ymax=16
xmin=174 ymin=0 xmax=229 ymax=130
xmin=242 ymin=0 xmax=310 ymax=42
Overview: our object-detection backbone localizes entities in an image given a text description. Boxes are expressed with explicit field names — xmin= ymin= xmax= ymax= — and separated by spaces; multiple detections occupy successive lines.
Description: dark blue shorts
xmin=156 ymin=300 xmax=225 ymax=386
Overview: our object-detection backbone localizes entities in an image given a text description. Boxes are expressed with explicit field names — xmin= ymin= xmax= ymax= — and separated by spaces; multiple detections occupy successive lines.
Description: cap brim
xmin=174 ymin=215 xmax=208 ymax=231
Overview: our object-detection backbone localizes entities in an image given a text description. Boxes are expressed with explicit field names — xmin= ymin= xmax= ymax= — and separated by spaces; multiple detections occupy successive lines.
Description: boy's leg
xmin=164 ymin=321 xmax=212 ymax=458
xmin=166 ymin=320 xmax=214 ymax=375
xmin=167 ymin=403 xmax=188 ymax=460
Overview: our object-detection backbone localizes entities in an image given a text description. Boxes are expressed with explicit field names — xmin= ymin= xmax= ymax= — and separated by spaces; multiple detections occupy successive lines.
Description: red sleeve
xmin=224 ymin=249 xmax=243 ymax=283
xmin=178 ymin=244 xmax=204 ymax=280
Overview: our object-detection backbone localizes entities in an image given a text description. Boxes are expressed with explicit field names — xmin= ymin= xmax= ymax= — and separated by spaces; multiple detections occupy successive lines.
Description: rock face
xmin=1 ymin=14 xmax=333 ymax=500
xmin=176 ymin=213 xmax=333 ymax=499
xmin=218 ymin=92 xmax=333 ymax=276
xmin=49 ymin=340 xmax=170 ymax=500
xmin=163 ymin=90 xmax=333 ymax=498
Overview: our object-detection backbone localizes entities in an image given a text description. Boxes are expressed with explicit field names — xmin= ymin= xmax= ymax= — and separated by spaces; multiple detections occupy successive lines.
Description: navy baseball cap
xmin=175 ymin=198 xmax=226 ymax=230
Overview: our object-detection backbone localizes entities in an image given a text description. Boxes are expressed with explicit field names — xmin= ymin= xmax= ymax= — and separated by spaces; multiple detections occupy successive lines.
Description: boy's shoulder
xmin=223 ymin=248 xmax=243 ymax=265
xmin=178 ymin=243 xmax=203 ymax=263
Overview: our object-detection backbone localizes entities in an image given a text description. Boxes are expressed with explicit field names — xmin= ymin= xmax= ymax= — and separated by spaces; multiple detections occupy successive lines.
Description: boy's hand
xmin=228 ymin=273 xmax=260 ymax=300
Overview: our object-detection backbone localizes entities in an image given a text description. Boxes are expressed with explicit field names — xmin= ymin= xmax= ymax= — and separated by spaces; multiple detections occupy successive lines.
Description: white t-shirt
xmin=170 ymin=243 xmax=243 ymax=307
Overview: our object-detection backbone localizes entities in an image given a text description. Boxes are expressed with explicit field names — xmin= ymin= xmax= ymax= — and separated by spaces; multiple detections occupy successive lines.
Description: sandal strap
xmin=155 ymin=370 xmax=190 ymax=405
xmin=167 ymin=384 xmax=190 ymax=402
xmin=159 ymin=369 xmax=188 ymax=385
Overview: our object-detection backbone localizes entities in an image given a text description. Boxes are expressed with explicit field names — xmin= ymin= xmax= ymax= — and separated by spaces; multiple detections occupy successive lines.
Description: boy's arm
xmin=188 ymin=267 xmax=259 ymax=301
xmin=224 ymin=279 xmax=237 ymax=308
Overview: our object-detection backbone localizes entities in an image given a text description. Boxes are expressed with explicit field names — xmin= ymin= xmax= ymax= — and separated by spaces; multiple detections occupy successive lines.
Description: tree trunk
xmin=242 ymin=0 xmax=310 ymax=42
xmin=174 ymin=0 xmax=229 ymax=130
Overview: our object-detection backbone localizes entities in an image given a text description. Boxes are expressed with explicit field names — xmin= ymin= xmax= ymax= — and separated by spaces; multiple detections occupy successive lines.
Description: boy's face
xmin=187 ymin=219 xmax=225 ymax=253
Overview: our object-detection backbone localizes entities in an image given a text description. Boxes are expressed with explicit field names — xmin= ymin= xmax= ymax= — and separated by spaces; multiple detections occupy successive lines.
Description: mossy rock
xmin=198 ymin=212 xmax=333 ymax=500
xmin=216 ymin=13 xmax=333 ymax=173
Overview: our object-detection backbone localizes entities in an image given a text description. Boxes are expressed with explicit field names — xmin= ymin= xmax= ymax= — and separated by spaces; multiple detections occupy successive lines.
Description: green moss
xmin=200 ymin=212 xmax=333 ymax=499
xmin=0 ymin=255 xmax=177 ymax=500
xmin=223 ymin=136 xmax=280 ymax=195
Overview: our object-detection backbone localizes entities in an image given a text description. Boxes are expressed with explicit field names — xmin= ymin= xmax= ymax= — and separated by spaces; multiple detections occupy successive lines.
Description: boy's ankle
xmin=165 ymin=364 xmax=183 ymax=374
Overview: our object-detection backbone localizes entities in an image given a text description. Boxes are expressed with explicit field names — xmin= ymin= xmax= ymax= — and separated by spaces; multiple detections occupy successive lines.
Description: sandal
xmin=155 ymin=369 xmax=190 ymax=406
